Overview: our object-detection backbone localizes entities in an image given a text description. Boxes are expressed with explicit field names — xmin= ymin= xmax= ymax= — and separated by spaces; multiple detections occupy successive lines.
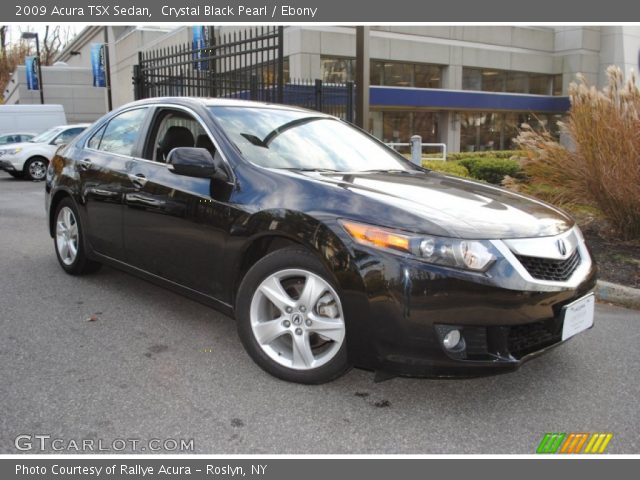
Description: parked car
xmin=45 ymin=98 xmax=597 ymax=384
xmin=0 ymin=132 xmax=36 ymax=145
xmin=0 ymin=124 xmax=89 ymax=180
xmin=0 ymin=104 xmax=66 ymax=136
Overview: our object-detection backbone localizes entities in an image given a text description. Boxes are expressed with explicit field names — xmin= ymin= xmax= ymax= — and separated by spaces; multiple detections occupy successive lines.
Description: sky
xmin=4 ymin=25 xmax=83 ymax=48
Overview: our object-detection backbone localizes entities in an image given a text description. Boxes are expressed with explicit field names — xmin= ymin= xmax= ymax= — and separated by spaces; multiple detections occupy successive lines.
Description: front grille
xmin=507 ymin=319 xmax=562 ymax=358
xmin=515 ymin=249 xmax=581 ymax=282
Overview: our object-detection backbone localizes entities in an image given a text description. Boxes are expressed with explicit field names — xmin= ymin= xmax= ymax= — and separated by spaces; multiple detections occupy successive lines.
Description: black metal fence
xmin=283 ymin=79 xmax=354 ymax=122
xmin=133 ymin=26 xmax=354 ymax=122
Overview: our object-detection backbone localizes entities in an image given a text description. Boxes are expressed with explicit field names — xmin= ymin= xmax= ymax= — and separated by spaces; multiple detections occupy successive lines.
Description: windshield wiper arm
xmin=280 ymin=167 xmax=342 ymax=173
xmin=359 ymin=169 xmax=418 ymax=174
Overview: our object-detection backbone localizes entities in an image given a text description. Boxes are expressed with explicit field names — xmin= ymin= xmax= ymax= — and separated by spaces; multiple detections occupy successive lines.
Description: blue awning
xmin=370 ymin=86 xmax=570 ymax=113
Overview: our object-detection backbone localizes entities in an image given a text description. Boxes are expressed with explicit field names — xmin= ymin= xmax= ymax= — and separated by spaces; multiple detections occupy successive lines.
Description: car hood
xmin=0 ymin=141 xmax=32 ymax=151
xmin=303 ymin=170 xmax=574 ymax=239
xmin=0 ymin=140 xmax=51 ymax=151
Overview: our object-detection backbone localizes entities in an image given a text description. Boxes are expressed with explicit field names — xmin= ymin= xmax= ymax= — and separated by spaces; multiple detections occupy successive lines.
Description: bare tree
xmin=0 ymin=26 xmax=7 ymax=60
xmin=41 ymin=26 xmax=66 ymax=65
xmin=0 ymin=25 xmax=74 ymax=103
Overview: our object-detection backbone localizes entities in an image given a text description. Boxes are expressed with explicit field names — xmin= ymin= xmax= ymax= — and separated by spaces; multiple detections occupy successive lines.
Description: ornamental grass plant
xmin=516 ymin=66 xmax=640 ymax=239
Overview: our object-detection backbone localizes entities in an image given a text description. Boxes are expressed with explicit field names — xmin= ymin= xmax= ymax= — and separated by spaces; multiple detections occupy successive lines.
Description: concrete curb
xmin=595 ymin=280 xmax=640 ymax=310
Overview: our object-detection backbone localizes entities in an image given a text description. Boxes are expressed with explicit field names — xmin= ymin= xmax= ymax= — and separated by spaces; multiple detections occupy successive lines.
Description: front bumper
xmin=0 ymin=159 xmax=17 ymax=172
xmin=343 ymin=233 xmax=597 ymax=378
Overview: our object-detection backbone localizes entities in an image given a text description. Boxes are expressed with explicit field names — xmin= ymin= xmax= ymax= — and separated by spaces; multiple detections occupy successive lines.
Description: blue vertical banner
xmin=90 ymin=43 xmax=107 ymax=87
xmin=192 ymin=26 xmax=208 ymax=71
xmin=25 ymin=56 xmax=39 ymax=90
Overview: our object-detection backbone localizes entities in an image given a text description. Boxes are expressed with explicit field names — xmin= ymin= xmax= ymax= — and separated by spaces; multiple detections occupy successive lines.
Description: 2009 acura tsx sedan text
xmin=45 ymin=98 xmax=597 ymax=384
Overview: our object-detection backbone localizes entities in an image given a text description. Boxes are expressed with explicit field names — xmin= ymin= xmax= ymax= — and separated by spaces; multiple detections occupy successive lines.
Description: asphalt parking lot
xmin=1 ymin=172 xmax=639 ymax=454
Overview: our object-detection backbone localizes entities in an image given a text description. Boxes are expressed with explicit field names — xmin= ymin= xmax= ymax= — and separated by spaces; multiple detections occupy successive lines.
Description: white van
xmin=0 ymin=105 xmax=67 ymax=135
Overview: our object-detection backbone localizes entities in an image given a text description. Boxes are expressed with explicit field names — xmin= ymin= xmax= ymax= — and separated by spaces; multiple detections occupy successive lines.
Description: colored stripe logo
xmin=537 ymin=433 xmax=613 ymax=454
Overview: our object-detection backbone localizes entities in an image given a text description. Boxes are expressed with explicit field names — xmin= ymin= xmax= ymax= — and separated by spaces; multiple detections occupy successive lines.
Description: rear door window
xmin=92 ymin=108 xmax=148 ymax=156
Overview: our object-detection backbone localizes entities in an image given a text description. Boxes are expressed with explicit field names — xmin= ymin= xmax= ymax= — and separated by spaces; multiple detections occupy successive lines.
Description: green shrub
xmin=445 ymin=150 xmax=525 ymax=161
xmin=457 ymin=157 xmax=522 ymax=184
xmin=422 ymin=160 xmax=469 ymax=178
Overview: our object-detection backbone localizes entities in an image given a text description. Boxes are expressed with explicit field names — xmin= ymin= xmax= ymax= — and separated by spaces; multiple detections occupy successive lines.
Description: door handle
xmin=128 ymin=173 xmax=148 ymax=188
xmin=78 ymin=159 xmax=92 ymax=171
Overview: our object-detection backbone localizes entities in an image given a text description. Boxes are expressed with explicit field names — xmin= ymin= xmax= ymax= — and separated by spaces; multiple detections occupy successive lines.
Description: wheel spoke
xmin=259 ymin=275 xmax=296 ymax=313
xmin=253 ymin=319 xmax=288 ymax=345
xmin=68 ymin=239 xmax=78 ymax=259
xmin=63 ymin=208 xmax=73 ymax=229
xmin=292 ymin=333 xmax=315 ymax=368
xmin=68 ymin=222 xmax=78 ymax=239
xmin=60 ymin=240 xmax=69 ymax=260
xmin=298 ymin=274 xmax=326 ymax=309
xmin=307 ymin=313 xmax=345 ymax=342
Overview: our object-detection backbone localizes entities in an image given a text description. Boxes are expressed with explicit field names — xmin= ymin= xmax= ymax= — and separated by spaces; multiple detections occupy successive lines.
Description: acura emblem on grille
xmin=557 ymin=239 xmax=567 ymax=256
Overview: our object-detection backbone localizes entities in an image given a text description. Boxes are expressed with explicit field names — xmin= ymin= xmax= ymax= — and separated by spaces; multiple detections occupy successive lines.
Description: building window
xmin=283 ymin=57 xmax=290 ymax=83
xmin=481 ymin=70 xmax=506 ymax=92
xmin=320 ymin=57 xmax=442 ymax=88
xmin=529 ymin=73 xmax=551 ymax=95
xmin=552 ymin=74 xmax=563 ymax=96
xmin=381 ymin=111 xmax=439 ymax=144
xmin=414 ymin=64 xmax=442 ymax=88
xmin=462 ymin=68 xmax=482 ymax=91
xmin=460 ymin=111 xmax=561 ymax=152
xmin=321 ymin=57 xmax=354 ymax=83
xmin=379 ymin=62 xmax=414 ymax=87
xmin=506 ymin=72 xmax=529 ymax=94
xmin=371 ymin=60 xmax=443 ymax=88
xmin=463 ymin=68 xmax=559 ymax=96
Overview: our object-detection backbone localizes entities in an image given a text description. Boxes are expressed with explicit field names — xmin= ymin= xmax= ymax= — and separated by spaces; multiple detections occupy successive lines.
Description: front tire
xmin=53 ymin=198 xmax=101 ymax=275
xmin=24 ymin=156 xmax=48 ymax=181
xmin=236 ymin=247 xmax=350 ymax=384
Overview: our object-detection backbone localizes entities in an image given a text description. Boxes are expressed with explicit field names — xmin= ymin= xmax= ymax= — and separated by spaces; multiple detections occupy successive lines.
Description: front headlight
xmin=340 ymin=220 xmax=495 ymax=272
xmin=2 ymin=147 xmax=22 ymax=155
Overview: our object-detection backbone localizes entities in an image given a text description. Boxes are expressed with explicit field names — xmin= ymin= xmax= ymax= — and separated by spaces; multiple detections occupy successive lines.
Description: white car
xmin=0 ymin=132 xmax=36 ymax=145
xmin=0 ymin=124 xmax=89 ymax=180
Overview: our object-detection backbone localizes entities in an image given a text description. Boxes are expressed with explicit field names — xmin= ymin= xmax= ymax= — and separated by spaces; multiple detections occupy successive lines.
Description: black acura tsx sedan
xmin=45 ymin=97 xmax=597 ymax=384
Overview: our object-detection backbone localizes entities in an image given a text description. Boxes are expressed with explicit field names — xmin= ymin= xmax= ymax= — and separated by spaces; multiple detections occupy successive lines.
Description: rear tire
xmin=53 ymin=198 xmax=102 ymax=275
xmin=236 ymin=247 xmax=350 ymax=384
xmin=24 ymin=156 xmax=48 ymax=181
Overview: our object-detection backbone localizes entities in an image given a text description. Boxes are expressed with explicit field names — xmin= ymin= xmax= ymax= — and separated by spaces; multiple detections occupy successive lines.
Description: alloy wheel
xmin=28 ymin=160 xmax=47 ymax=180
xmin=56 ymin=206 xmax=79 ymax=266
xmin=249 ymin=268 xmax=345 ymax=370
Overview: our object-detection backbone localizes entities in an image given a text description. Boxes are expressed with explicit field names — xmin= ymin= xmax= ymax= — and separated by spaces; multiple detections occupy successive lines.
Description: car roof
xmin=116 ymin=97 xmax=330 ymax=116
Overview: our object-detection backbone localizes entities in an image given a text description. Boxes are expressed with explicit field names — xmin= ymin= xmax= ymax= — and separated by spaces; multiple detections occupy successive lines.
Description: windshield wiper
xmin=359 ymin=169 xmax=420 ymax=174
xmin=280 ymin=167 xmax=342 ymax=173
xmin=241 ymin=133 xmax=268 ymax=148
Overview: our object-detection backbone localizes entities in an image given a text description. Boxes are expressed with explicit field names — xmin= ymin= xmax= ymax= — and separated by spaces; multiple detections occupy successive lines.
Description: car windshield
xmin=209 ymin=106 xmax=417 ymax=172
xmin=29 ymin=127 xmax=65 ymax=144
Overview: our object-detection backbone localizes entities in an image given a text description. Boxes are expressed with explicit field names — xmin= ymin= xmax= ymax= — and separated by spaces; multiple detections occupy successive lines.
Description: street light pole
xmin=355 ymin=26 xmax=370 ymax=130
xmin=103 ymin=28 xmax=113 ymax=111
xmin=21 ymin=32 xmax=45 ymax=104
xmin=34 ymin=35 xmax=44 ymax=104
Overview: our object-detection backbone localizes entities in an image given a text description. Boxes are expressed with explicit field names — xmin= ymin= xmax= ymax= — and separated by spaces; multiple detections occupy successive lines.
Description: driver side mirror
xmin=167 ymin=147 xmax=217 ymax=178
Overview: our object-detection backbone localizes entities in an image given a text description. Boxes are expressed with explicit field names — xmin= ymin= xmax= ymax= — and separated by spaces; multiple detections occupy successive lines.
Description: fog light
xmin=442 ymin=329 xmax=462 ymax=350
